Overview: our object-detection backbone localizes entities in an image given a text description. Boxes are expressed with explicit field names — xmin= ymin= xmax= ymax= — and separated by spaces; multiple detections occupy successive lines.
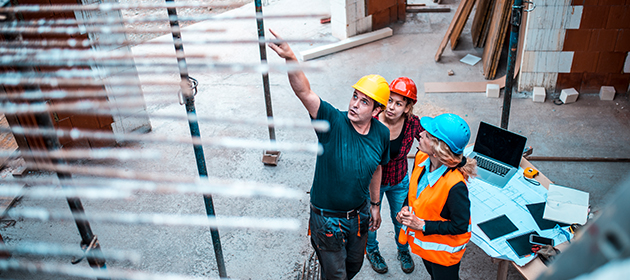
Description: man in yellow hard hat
xmin=269 ymin=29 xmax=391 ymax=279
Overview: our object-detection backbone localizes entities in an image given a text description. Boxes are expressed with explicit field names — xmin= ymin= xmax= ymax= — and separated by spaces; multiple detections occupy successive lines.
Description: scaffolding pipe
xmin=31 ymin=109 xmax=109 ymax=280
xmin=164 ymin=0 xmax=226 ymax=277
xmin=500 ymin=0 xmax=523 ymax=130
xmin=255 ymin=0 xmax=276 ymax=142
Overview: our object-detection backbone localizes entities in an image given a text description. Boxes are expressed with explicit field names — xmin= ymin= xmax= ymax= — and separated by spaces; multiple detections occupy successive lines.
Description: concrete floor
xmin=1 ymin=0 xmax=629 ymax=279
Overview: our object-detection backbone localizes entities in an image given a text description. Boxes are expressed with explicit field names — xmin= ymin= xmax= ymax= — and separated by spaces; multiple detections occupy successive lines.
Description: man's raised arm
xmin=267 ymin=29 xmax=320 ymax=119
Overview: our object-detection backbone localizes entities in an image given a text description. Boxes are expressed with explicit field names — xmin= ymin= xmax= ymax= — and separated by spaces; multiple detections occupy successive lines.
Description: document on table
xmin=467 ymin=167 xmax=570 ymax=266
xmin=543 ymin=184 xmax=590 ymax=225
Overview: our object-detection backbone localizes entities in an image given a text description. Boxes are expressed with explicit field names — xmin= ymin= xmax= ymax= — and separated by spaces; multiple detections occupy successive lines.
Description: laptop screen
xmin=473 ymin=122 xmax=527 ymax=167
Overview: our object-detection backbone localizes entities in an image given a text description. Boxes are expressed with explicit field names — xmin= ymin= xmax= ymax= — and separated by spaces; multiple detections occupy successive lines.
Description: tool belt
xmin=310 ymin=200 xmax=367 ymax=219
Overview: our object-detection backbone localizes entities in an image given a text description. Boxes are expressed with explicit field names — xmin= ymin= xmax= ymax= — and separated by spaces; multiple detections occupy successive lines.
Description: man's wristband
xmin=370 ymin=200 xmax=381 ymax=207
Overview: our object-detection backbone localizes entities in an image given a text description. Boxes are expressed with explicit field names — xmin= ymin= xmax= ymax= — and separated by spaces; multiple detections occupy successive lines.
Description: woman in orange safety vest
xmin=396 ymin=113 xmax=477 ymax=280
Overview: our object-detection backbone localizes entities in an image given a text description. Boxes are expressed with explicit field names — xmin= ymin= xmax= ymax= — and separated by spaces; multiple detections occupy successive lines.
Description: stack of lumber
xmin=481 ymin=0 xmax=512 ymax=79
xmin=471 ymin=0 xmax=495 ymax=48
xmin=434 ymin=0 xmax=514 ymax=80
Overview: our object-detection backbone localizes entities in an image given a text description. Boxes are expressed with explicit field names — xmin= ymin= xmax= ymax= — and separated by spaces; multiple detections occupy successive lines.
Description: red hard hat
xmin=389 ymin=77 xmax=417 ymax=104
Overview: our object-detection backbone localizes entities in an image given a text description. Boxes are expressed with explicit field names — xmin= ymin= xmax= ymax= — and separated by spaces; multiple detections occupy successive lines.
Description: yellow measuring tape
xmin=523 ymin=167 xmax=539 ymax=179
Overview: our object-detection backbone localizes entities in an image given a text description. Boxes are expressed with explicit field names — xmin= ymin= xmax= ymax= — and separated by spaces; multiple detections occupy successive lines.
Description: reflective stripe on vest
xmin=413 ymin=238 xmax=468 ymax=254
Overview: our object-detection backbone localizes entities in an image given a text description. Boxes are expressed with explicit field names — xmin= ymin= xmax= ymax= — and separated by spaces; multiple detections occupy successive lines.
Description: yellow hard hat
xmin=352 ymin=74 xmax=390 ymax=109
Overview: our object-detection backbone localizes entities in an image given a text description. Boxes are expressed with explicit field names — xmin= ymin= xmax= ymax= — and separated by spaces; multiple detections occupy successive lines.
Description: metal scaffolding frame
xmin=0 ymin=0 xmax=327 ymax=279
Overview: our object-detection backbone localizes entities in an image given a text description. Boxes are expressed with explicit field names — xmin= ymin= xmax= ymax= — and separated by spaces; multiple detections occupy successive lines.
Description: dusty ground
xmin=119 ymin=0 xmax=253 ymax=44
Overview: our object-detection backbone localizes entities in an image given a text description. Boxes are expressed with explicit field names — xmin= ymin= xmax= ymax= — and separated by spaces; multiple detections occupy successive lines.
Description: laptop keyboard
xmin=473 ymin=156 xmax=509 ymax=177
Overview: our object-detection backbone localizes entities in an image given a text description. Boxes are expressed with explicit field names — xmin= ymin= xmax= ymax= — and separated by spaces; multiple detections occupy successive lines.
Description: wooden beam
xmin=406 ymin=6 xmax=451 ymax=13
xmin=450 ymin=0 xmax=477 ymax=50
xmin=471 ymin=0 xmax=494 ymax=48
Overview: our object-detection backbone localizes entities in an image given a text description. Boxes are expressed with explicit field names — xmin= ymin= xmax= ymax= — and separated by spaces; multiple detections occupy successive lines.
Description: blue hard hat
xmin=420 ymin=114 xmax=471 ymax=154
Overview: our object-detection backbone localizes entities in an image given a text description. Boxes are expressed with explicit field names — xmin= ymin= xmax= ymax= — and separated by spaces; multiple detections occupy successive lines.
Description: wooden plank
xmin=450 ymin=0 xmax=477 ymax=50
xmin=300 ymin=28 xmax=393 ymax=61
xmin=434 ymin=0 xmax=470 ymax=62
xmin=407 ymin=6 xmax=451 ymax=13
xmin=471 ymin=0 xmax=494 ymax=48
xmin=482 ymin=0 xmax=511 ymax=79
xmin=424 ymin=76 xmax=505 ymax=93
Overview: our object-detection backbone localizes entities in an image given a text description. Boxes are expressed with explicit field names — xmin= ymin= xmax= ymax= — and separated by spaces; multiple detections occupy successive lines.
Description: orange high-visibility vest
xmin=400 ymin=151 xmax=471 ymax=266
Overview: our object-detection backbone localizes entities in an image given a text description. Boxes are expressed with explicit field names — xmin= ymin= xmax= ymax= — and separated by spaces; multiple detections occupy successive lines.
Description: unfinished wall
xmin=519 ymin=0 xmax=630 ymax=94
xmin=331 ymin=0 xmax=404 ymax=40
xmin=556 ymin=0 xmax=630 ymax=94
xmin=518 ymin=0 xmax=582 ymax=92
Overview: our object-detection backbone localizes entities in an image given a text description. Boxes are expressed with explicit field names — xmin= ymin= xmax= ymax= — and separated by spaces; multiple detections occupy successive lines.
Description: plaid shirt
xmin=381 ymin=115 xmax=424 ymax=186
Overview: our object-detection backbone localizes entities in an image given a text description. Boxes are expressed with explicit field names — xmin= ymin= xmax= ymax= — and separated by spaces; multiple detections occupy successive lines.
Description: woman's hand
xmin=397 ymin=206 xmax=425 ymax=231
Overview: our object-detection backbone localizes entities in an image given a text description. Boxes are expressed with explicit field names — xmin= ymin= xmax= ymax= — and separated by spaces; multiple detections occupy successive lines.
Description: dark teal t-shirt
xmin=310 ymin=99 xmax=390 ymax=211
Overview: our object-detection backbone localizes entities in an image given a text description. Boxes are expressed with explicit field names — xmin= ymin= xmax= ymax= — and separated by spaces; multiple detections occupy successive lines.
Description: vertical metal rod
xmin=255 ymin=0 xmax=276 ymax=141
xmin=164 ymin=1 xmax=227 ymax=278
xmin=500 ymin=0 xmax=523 ymax=130
xmin=33 ymin=110 xmax=109 ymax=280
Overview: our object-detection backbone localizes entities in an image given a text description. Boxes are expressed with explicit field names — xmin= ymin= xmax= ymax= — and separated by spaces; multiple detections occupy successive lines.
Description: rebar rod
xmin=0 ymin=103 xmax=330 ymax=131
xmin=7 ymin=207 xmax=301 ymax=230
xmin=0 ymin=243 xmax=141 ymax=264
xmin=0 ymin=2 xmax=240 ymax=13
xmin=164 ymin=0 xmax=226 ymax=277
xmin=0 ymin=37 xmax=331 ymax=49
xmin=0 ymin=25 xmax=225 ymax=35
xmin=0 ymin=259 xmax=230 ymax=280
xmin=1 ymin=13 xmax=328 ymax=27
xmin=0 ymin=126 xmax=323 ymax=153
xmin=2 ymin=176 xmax=303 ymax=199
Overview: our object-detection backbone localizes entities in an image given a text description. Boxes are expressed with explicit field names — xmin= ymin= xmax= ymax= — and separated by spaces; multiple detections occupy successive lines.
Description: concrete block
xmin=533 ymin=87 xmax=546 ymax=103
xmin=524 ymin=29 xmax=541 ymax=51
xmin=331 ymin=1 xmax=348 ymax=39
xmin=356 ymin=15 xmax=372 ymax=34
xmin=546 ymin=29 xmax=565 ymax=51
xmin=356 ymin=0 xmax=365 ymax=17
xmin=564 ymin=5 xmax=582 ymax=29
xmin=521 ymin=51 xmax=534 ymax=72
xmin=599 ymin=86 xmax=616 ymax=101
xmin=346 ymin=21 xmax=357 ymax=37
xmin=625 ymin=52 xmax=630 ymax=73
xmin=486 ymin=84 xmax=500 ymax=98
xmin=558 ymin=51 xmax=573 ymax=73
xmin=541 ymin=72 xmax=559 ymax=89
xmin=550 ymin=5 xmax=566 ymax=29
xmin=560 ymin=88 xmax=579 ymax=104
xmin=347 ymin=2 xmax=357 ymax=23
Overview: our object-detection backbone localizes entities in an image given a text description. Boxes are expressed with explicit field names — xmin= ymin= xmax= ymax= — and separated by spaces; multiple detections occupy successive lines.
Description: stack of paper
xmin=543 ymin=184 xmax=590 ymax=225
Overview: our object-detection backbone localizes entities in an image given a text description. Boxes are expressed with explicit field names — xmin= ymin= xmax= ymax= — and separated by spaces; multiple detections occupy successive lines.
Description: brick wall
xmin=518 ymin=0 xmax=582 ymax=92
xmin=519 ymin=0 xmax=630 ymax=94
xmin=556 ymin=0 xmax=630 ymax=93
xmin=367 ymin=0 xmax=405 ymax=31
xmin=331 ymin=0 xmax=405 ymax=40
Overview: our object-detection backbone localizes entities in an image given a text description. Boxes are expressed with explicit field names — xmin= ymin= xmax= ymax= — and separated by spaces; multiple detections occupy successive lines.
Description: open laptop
xmin=468 ymin=121 xmax=527 ymax=188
